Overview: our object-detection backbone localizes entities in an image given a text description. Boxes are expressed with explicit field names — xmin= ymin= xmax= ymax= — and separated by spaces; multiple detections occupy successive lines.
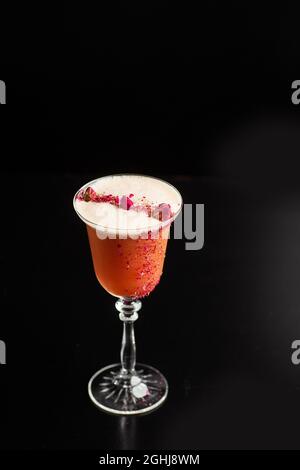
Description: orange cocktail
xmin=74 ymin=175 xmax=181 ymax=299
xmin=86 ymin=224 xmax=169 ymax=298
xmin=73 ymin=174 xmax=182 ymax=415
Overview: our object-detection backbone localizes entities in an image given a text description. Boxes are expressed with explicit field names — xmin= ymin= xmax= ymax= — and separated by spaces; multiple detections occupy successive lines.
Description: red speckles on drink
xmin=86 ymin=225 xmax=170 ymax=299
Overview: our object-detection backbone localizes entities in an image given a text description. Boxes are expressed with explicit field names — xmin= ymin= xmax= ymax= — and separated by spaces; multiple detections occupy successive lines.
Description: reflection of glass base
xmin=88 ymin=363 xmax=168 ymax=415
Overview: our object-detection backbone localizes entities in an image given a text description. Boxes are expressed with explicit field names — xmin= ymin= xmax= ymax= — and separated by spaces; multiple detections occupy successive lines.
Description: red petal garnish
xmin=76 ymin=188 xmax=173 ymax=219
xmin=119 ymin=195 xmax=134 ymax=210
xmin=127 ymin=198 xmax=134 ymax=209
xmin=76 ymin=187 xmax=119 ymax=205
xmin=85 ymin=187 xmax=97 ymax=201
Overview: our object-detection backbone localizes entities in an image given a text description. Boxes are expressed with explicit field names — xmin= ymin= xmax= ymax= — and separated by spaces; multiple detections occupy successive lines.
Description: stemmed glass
xmin=73 ymin=174 xmax=182 ymax=415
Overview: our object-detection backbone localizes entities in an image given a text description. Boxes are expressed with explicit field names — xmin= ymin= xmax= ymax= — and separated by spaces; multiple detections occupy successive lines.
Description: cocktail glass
xmin=73 ymin=175 xmax=182 ymax=415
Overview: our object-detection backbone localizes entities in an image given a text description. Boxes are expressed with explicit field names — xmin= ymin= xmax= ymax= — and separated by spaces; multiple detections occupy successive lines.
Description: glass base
xmin=88 ymin=363 xmax=168 ymax=415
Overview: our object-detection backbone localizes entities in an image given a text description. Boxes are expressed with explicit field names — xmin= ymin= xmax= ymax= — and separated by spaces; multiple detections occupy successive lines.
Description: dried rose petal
xmin=81 ymin=186 xmax=97 ymax=201
xmin=76 ymin=188 xmax=172 ymax=220
xmin=119 ymin=195 xmax=134 ymax=210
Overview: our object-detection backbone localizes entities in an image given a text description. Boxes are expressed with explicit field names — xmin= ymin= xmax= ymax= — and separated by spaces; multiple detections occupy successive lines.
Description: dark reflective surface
xmin=117 ymin=417 xmax=138 ymax=450
xmin=1 ymin=172 xmax=300 ymax=449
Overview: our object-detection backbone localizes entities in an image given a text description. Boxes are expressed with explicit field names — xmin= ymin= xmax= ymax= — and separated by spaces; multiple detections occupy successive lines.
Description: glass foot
xmin=88 ymin=363 xmax=168 ymax=415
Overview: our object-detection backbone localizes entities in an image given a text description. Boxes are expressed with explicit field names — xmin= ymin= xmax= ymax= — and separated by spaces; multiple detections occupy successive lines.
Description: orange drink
xmin=74 ymin=175 xmax=181 ymax=299
xmin=86 ymin=224 xmax=169 ymax=298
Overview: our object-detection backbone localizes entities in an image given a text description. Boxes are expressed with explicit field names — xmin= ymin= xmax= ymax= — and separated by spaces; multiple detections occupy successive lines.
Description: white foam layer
xmin=74 ymin=174 xmax=182 ymax=235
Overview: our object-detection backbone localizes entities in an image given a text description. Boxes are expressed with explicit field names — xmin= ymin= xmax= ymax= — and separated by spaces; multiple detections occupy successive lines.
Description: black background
xmin=1 ymin=3 xmax=300 ymax=451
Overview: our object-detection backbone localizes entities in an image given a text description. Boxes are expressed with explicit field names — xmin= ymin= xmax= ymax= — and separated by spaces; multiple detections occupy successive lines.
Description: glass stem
xmin=115 ymin=298 xmax=142 ymax=376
